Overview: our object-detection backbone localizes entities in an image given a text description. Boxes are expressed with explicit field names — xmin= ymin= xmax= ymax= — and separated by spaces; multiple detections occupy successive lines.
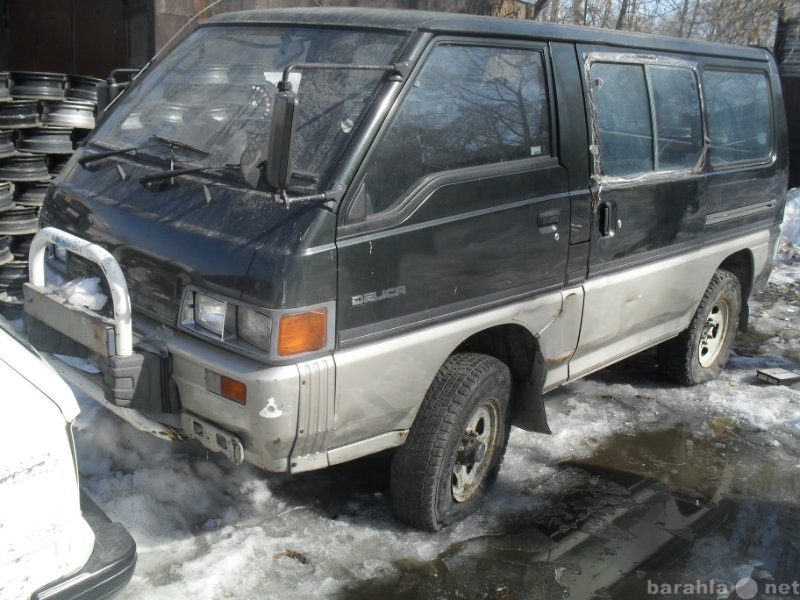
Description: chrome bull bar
xmin=24 ymin=227 xmax=186 ymax=441
xmin=28 ymin=227 xmax=133 ymax=357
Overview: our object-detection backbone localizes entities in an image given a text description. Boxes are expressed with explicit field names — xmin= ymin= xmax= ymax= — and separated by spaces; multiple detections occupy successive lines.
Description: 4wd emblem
xmin=352 ymin=286 xmax=406 ymax=306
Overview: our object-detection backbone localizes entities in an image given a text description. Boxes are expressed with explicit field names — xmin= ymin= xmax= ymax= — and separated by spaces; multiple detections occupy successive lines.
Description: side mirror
xmin=266 ymin=89 xmax=298 ymax=191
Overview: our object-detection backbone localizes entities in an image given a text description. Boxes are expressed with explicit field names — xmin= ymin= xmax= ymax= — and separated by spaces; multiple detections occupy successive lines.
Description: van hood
xmin=40 ymin=158 xmax=322 ymax=325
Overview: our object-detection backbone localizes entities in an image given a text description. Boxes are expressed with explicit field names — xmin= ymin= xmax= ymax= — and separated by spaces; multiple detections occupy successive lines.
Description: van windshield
xmin=91 ymin=25 xmax=407 ymax=190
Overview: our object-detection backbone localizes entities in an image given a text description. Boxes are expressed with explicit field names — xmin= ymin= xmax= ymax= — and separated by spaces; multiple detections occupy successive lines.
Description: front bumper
xmin=31 ymin=492 xmax=137 ymax=600
xmin=23 ymin=227 xmax=309 ymax=473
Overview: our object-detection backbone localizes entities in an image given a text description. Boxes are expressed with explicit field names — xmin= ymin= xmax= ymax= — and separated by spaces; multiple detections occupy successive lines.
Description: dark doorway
xmin=1 ymin=0 xmax=153 ymax=77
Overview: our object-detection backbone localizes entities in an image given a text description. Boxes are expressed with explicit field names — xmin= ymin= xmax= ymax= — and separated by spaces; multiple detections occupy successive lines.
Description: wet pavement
xmin=339 ymin=425 xmax=800 ymax=600
xmin=327 ymin=273 xmax=800 ymax=600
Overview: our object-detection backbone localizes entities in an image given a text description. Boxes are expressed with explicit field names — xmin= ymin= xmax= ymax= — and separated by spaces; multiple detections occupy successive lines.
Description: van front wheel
xmin=658 ymin=269 xmax=741 ymax=385
xmin=390 ymin=353 xmax=511 ymax=531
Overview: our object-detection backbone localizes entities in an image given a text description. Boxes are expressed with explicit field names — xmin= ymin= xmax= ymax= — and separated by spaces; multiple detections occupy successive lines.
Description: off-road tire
xmin=658 ymin=269 xmax=741 ymax=385
xmin=390 ymin=353 xmax=511 ymax=531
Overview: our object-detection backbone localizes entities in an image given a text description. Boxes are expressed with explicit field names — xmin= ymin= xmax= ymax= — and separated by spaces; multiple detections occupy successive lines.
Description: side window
xmin=592 ymin=63 xmax=653 ymax=176
xmin=703 ymin=69 xmax=772 ymax=166
xmin=590 ymin=61 xmax=702 ymax=177
xmin=362 ymin=44 xmax=550 ymax=216
xmin=649 ymin=66 xmax=703 ymax=171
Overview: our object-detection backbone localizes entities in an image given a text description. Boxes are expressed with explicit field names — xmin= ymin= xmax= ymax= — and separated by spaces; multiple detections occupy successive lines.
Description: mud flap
xmin=511 ymin=351 xmax=551 ymax=434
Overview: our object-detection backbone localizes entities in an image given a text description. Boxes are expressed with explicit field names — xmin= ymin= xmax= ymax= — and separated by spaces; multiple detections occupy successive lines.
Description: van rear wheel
xmin=658 ymin=269 xmax=741 ymax=385
xmin=390 ymin=353 xmax=511 ymax=531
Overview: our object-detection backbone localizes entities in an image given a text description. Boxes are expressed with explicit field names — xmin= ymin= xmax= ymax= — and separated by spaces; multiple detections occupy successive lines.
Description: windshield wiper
xmin=139 ymin=136 xmax=222 ymax=186
xmin=139 ymin=164 xmax=239 ymax=187
xmin=79 ymin=135 xmax=209 ymax=168
xmin=149 ymin=134 xmax=209 ymax=157
xmin=78 ymin=144 xmax=156 ymax=167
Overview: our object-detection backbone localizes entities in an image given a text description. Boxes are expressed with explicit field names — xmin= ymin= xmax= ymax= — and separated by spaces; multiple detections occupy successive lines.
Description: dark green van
xmin=22 ymin=8 xmax=787 ymax=530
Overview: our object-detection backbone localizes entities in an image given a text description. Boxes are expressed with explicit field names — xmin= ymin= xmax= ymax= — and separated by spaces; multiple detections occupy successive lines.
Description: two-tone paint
xmin=25 ymin=8 xmax=787 ymax=474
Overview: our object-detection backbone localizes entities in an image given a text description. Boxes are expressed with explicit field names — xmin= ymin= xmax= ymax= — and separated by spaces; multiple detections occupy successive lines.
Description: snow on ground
xmin=781 ymin=187 xmax=800 ymax=253
xmin=72 ymin=190 xmax=800 ymax=599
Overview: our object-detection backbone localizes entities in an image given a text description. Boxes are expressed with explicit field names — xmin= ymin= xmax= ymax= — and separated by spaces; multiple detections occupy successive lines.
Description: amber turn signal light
xmin=277 ymin=308 xmax=327 ymax=356
xmin=206 ymin=370 xmax=247 ymax=405
xmin=220 ymin=376 xmax=247 ymax=405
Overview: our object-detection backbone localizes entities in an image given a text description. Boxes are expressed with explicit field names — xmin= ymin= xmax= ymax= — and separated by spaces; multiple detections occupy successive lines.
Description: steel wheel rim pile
xmin=0 ymin=70 xmax=101 ymax=317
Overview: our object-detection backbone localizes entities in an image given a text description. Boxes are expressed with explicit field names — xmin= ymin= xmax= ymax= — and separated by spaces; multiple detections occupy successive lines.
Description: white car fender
xmin=0 ymin=326 xmax=94 ymax=600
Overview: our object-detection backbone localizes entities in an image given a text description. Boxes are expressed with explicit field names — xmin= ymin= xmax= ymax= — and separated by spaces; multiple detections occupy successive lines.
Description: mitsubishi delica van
xmin=20 ymin=8 xmax=787 ymax=530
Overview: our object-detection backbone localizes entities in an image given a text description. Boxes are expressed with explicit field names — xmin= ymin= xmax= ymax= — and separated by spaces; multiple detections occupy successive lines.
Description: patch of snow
xmin=781 ymin=188 xmax=800 ymax=246
xmin=56 ymin=277 xmax=108 ymax=311
xmin=778 ymin=188 xmax=800 ymax=263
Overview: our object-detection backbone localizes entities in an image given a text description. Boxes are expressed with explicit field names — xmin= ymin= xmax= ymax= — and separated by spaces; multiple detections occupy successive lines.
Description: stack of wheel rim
xmin=0 ymin=71 xmax=100 ymax=317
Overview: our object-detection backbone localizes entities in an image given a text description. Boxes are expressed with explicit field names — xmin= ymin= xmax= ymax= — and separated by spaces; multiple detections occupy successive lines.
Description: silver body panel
xmin=22 ymin=227 xmax=775 ymax=472
xmin=570 ymin=230 xmax=773 ymax=380
xmin=329 ymin=289 xmax=580 ymax=450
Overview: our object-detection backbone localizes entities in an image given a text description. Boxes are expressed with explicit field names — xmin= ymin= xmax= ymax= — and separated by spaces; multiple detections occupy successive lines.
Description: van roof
xmin=206 ymin=7 xmax=771 ymax=63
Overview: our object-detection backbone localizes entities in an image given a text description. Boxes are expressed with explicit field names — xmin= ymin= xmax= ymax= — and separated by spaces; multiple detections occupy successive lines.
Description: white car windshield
xmin=91 ymin=25 xmax=407 ymax=190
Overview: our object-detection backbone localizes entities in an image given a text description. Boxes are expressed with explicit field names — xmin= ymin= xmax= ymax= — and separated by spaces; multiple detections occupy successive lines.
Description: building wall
xmin=1 ymin=0 xmax=515 ymax=73
xmin=0 ymin=0 xmax=152 ymax=76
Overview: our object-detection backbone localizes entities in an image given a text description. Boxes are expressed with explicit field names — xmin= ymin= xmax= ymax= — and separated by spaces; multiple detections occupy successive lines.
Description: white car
xmin=0 ymin=318 xmax=135 ymax=600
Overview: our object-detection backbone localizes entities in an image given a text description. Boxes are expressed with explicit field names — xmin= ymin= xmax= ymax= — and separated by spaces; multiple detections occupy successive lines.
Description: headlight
xmin=179 ymin=287 xmax=331 ymax=361
xmin=194 ymin=293 xmax=228 ymax=337
xmin=238 ymin=307 xmax=272 ymax=352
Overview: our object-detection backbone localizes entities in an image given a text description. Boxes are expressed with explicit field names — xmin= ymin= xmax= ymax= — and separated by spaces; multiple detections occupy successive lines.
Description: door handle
xmin=599 ymin=201 xmax=617 ymax=237
xmin=537 ymin=209 xmax=560 ymax=234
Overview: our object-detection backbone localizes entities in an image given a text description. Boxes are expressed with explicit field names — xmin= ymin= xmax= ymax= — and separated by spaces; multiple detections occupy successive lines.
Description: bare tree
xmin=550 ymin=0 xmax=561 ymax=21
xmin=209 ymin=0 xmax=791 ymax=46
xmin=690 ymin=0 xmax=781 ymax=45
xmin=499 ymin=0 xmax=784 ymax=47
xmin=530 ymin=0 xmax=552 ymax=18
xmin=573 ymin=0 xmax=587 ymax=25
xmin=615 ymin=0 xmax=630 ymax=28
xmin=460 ymin=0 xmax=507 ymax=16
xmin=677 ymin=0 xmax=701 ymax=37
xmin=775 ymin=0 xmax=800 ymax=59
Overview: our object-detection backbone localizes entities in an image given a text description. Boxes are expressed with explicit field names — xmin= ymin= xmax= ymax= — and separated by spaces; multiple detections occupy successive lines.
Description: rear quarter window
xmin=702 ymin=68 xmax=772 ymax=166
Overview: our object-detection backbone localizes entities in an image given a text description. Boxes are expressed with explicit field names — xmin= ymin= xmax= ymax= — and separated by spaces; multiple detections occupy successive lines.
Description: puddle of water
xmin=339 ymin=426 xmax=800 ymax=600
xmin=583 ymin=426 xmax=800 ymax=599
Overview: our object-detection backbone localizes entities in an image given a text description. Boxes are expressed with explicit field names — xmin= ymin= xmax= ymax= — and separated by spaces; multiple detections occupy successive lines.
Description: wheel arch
xmin=718 ymin=249 xmax=754 ymax=331
xmin=453 ymin=324 xmax=550 ymax=434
